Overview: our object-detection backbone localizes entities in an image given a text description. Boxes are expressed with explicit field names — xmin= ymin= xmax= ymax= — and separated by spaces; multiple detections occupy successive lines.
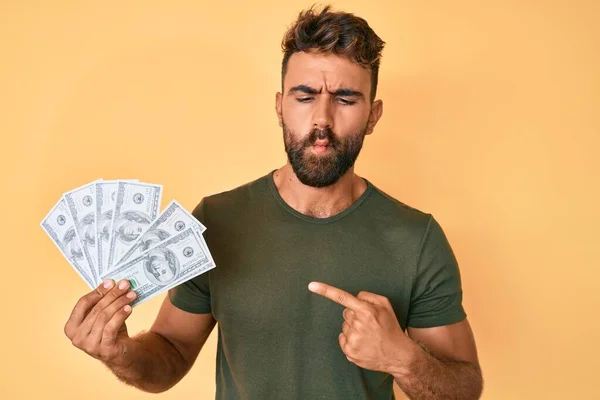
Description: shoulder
xmin=365 ymin=180 xmax=434 ymax=232
xmin=365 ymin=184 xmax=458 ymax=269
xmin=192 ymin=173 xmax=270 ymax=221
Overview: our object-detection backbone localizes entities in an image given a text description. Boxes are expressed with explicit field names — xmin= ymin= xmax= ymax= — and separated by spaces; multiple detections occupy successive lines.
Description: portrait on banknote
xmin=143 ymin=248 xmax=179 ymax=285
xmin=63 ymin=227 xmax=84 ymax=261
xmin=78 ymin=212 xmax=96 ymax=249
xmin=113 ymin=210 xmax=153 ymax=244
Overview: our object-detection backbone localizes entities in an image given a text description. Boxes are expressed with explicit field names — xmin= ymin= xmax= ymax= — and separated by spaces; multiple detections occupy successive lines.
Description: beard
xmin=283 ymin=122 xmax=367 ymax=188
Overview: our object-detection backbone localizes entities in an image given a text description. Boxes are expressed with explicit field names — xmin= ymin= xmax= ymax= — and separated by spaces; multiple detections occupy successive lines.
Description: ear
xmin=275 ymin=92 xmax=283 ymax=127
xmin=365 ymin=99 xmax=383 ymax=135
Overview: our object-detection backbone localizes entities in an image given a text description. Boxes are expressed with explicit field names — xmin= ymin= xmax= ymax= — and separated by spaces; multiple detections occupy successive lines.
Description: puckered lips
xmin=311 ymin=138 xmax=330 ymax=155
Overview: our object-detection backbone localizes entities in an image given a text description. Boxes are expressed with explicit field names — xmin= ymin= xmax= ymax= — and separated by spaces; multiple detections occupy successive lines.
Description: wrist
xmin=103 ymin=338 xmax=137 ymax=370
xmin=384 ymin=334 xmax=420 ymax=378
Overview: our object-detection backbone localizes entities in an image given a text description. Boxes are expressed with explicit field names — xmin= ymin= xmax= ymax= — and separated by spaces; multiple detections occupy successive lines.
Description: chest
xmin=209 ymin=223 xmax=415 ymax=336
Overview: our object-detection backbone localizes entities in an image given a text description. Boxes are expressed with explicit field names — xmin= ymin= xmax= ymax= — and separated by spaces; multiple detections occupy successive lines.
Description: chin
xmin=297 ymin=172 xmax=343 ymax=188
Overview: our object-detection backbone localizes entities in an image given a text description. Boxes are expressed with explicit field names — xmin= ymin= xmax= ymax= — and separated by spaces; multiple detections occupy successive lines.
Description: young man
xmin=64 ymin=6 xmax=483 ymax=399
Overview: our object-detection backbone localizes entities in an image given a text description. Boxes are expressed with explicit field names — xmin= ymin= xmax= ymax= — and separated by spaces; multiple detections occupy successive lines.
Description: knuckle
xmin=89 ymin=327 xmax=97 ymax=338
xmin=343 ymin=323 xmax=351 ymax=334
xmin=88 ymin=305 xmax=101 ymax=317
xmin=76 ymin=295 xmax=91 ymax=310
xmin=342 ymin=339 xmax=352 ymax=353
xmin=345 ymin=309 xmax=355 ymax=320
xmin=109 ymin=301 xmax=129 ymax=319
xmin=354 ymin=321 xmax=365 ymax=333
xmin=108 ymin=312 xmax=124 ymax=328
xmin=103 ymin=321 xmax=116 ymax=336
xmin=71 ymin=335 xmax=85 ymax=349
xmin=105 ymin=318 xmax=122 ymax=334
xmin=110 ymin=287 xmax=123 ymax=299
xmin=64 ymin=322 xmax=73 ymax=339
xmin=84 ymin=288 xmax=102 ymax=304
xmin=347 ymin=338 xmax=358 ymax=350
xmin=337 ymin=293 xmax=346 ymax=304
xmin=97 ymin=310 xmax=111 ymax=324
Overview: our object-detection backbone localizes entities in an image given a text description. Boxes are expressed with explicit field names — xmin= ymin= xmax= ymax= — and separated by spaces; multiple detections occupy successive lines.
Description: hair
xmin=281 ymin=4 xmax=386 ymax=102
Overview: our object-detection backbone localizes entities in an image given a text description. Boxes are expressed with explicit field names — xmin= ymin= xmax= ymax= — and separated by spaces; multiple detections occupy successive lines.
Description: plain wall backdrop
xmin=1 ymin=0 xmax=598 ymax=399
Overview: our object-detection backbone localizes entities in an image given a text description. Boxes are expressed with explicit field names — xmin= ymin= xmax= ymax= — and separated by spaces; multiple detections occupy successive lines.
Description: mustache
xmin=304 ymin=127 xmax=340 ymax=147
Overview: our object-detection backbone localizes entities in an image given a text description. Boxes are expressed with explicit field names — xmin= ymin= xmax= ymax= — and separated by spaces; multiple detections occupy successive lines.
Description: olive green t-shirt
xmin=168 ymin=171 xmax=466 ymax=400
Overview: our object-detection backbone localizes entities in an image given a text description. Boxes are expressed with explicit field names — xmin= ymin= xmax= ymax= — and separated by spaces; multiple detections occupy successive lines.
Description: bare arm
xmin=307 ymin=282 xmax=483 ymax=400
xmin=391 ymin=319 xmax=483 ymax=400
xmin=65 ymin=280 xmax=216 ymax=394
xmin=105 ymin=297 xmax=216 ymax=393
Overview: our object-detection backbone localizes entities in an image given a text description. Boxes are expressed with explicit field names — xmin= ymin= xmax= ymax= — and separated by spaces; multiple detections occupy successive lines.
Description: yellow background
xmin=1 ymin=1 xmax=598 ymax=399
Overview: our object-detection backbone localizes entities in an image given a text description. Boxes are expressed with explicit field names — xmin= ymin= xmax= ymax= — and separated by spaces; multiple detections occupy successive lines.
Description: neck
xmin=272 ymin=163 xmax=368 ymax=218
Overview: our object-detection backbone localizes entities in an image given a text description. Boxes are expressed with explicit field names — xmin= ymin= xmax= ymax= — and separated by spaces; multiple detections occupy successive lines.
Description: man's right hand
xmin=64 ymin=279 xmax=137 ymax=365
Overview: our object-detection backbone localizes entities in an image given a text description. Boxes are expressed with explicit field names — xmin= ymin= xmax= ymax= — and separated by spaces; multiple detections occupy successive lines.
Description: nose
xmin=312 ymin=97 xmax=334 ymax=130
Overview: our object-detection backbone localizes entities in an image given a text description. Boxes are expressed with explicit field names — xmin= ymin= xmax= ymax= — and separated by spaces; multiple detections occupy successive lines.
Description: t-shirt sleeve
xmin=167 ymin=199 xmax=213 ymax=314
xmin=406 ymin=215 xmax=467 ymax=328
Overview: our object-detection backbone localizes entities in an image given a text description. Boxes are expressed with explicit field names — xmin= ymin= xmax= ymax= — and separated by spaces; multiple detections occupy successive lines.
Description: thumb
xmin=356 ymin=290 xmax=385 ymax=305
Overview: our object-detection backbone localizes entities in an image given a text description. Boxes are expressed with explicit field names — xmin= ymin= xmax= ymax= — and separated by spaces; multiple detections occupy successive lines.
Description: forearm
xmin=103 ymin=331 xmax=192 ymax=393
xmin=391 ymin=340 xmax=483 ymax=400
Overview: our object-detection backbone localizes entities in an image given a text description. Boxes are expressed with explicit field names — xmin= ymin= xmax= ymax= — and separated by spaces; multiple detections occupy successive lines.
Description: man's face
xmin=276 ymin=51 xmax=382 ymax=187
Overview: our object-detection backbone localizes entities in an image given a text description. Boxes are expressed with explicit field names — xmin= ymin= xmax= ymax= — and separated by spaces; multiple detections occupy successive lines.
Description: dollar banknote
xmin=95 ymin=180 xmax=137 ymax=276
xmin=101 ymin=226 xmax=215 ymax=307
xmin=64 ymin=180 xmax=100 ymax=285
xmin=43 ymin=178 xmax=216 ymax=305
xmin=114 ymin=200 xmax=207 ymax=267
xmin=41 ymin=197 xmax=95 ymax=289
xmin=106 ymin=181 xmax=162 ymax=271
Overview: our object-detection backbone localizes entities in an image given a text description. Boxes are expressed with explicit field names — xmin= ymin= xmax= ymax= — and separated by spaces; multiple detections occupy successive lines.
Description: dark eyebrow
xmin=332 ymin=88 xmax=364 ymax=98
xmin=289 ymin=85 xmax=364 ymax=98
xmin=289 ymin=85 xmax=320 ymax=95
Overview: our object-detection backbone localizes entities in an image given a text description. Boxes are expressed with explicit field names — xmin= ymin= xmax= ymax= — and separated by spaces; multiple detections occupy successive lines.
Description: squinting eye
xmin=338 ymin=98 xmax=355 ymax=105
xmin=296 ymin=97 xmax=313 ymax=103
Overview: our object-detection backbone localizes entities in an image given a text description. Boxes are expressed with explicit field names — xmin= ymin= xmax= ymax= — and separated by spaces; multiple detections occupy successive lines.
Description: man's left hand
xmin=308 ymin=281 xmax=410 ymax=373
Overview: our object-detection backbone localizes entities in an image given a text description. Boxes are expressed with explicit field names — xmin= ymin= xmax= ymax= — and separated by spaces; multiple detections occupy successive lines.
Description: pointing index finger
xmin=308 ymin=282 xmax=366 ymax=311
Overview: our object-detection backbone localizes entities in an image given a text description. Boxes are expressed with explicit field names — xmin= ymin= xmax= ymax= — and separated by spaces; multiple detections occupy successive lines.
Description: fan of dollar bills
xmin=41 ymin=179 xmax=216 ymax=307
